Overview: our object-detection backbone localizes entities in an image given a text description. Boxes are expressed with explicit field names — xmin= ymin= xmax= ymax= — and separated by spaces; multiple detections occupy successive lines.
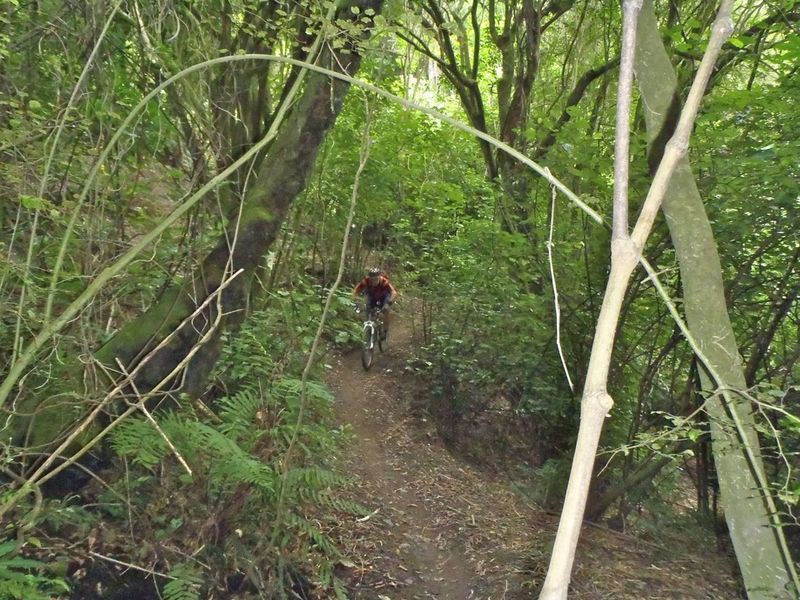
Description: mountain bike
xmin=359 ymin=305 xmax=386 ymax=371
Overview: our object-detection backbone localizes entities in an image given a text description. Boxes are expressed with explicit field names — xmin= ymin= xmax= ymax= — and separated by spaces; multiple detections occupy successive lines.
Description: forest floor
xmin=325 ymin=312 xmax=743 ymax=600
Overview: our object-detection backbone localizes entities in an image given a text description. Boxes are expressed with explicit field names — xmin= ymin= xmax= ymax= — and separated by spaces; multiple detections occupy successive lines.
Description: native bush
xmin=95 ymin=300 xmax=361 ymax=598
xmin=0 ymin=540 xmax=70 ymax=600
xmin=399 ymin=215 xmax=582 ymax=466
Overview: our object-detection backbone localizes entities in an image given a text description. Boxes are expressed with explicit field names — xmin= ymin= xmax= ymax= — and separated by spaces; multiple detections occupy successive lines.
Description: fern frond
xmin=111 ymin=416 xmax=169 ymax=469
xmin=0 ymin=540 xmax=70 ymax=600
xmin=163 ymin=563 xmax=202 ymax=600
xmin=285 ymin=513 xmax=339 ymax=557
xmin=283 ymin=467 xmax=341 ymax=498
xmin=271 ymin=378 xmax=333 ymax=408
xmin=218 ymin=387 xmax=263 ymax=442
xmin=190 ymin=422 xmax=277 ymax=493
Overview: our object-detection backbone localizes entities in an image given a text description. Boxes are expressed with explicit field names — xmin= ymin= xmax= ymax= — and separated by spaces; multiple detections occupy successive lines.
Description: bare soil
xmin=325 ymin=312 xmax=742 ymax=599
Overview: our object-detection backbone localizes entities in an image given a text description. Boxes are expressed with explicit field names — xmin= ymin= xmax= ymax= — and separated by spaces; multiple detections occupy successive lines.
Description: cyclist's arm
xmin=353 ymin=279 xmax=367 ymax=297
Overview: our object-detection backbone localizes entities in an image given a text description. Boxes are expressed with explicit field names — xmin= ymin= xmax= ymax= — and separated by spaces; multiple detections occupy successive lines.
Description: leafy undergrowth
xmin=324 ymin=314 xmax=743 ymax=599
xmin=5 ymin=288 xmax=364 ymax=600
xmin=6 ymin=298 xmax=742 ymax=599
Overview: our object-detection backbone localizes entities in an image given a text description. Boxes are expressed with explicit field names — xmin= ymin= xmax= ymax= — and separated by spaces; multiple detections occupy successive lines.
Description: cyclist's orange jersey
xmin=354 ymin=275 xmax=396 ymax=301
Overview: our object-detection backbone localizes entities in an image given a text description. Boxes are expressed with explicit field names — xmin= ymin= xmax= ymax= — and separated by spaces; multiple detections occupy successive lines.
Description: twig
xmin=356 ymin=508 xmax=380 ymax=522
xmin=31 ymin=269 xmax=240 ymax=482
xmin=115 ymin=358 xmax=193 ymax=476
xmin=0 ymin=271 xmax=240 ymax=523
xmin=545 ymin=169 xmax=574 ymax=393
xmin=36 ymin=274 xmax=232 ymax=488
xmin=88 ymin=551 xmax=175 ymax=580
xmin=11 ymin=1 xmax=124 ymax=363
xmin=753 ymin=399 xmax=792 ymax=496
xmin=0 ymin=466 xmax=42 ymax=535
xmin=272 ymin=96 xmax=372 ymax=555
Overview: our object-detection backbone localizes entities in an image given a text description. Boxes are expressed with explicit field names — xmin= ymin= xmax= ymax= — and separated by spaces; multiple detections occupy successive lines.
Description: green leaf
xmin=19 ymin=195 xmax=48 ymax=210
xmin=728 ymin=36 xmax=746 ymax=48
xmin=0 ymin=541 xmax=17 ymax=557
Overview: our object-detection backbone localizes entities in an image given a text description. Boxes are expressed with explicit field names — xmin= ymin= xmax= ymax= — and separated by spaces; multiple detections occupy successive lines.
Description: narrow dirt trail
xmin=327 ymin=317 xmax=479 ymax=599
xmin=325 ymin=311 xmax=743 ymax=600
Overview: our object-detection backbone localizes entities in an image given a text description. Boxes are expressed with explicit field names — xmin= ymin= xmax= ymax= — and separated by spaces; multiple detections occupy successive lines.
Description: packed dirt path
xmin=326 ymin=312 xmax=743 ymax=599
xmin=328 ymin=317 xmax=479 ymax=598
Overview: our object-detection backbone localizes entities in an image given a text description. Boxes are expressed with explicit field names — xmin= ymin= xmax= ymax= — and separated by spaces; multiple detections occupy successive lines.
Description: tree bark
xmin=635 ymin=1 xmax=798 ymax=597
xmin=93 ymin=0 xmax=384 ymax=396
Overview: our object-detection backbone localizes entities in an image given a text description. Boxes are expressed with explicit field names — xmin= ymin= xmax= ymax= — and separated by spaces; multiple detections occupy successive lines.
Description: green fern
xmin=192 ymin=422 xmax=277 ymax=493
xmin=271 ymin=378 xmax=333 ymax=410
xmin=218 ymin=386 xmax=264 ymax=443
xmin=106 ymin=303 xmax=361 ymax=598
xmin=216 ymin=311 xmax=277 ymax=384
xmin=0 ymin=540 xmax=70 ymax=600
xmin=162 ymin=564 xmax=202 ymax=600
xmin=282 ymin=467 xmax=368 ymax=537
xmin=284 ymin=513 xmax=338 ymax=557
xmin=110 ymin=416 xmax=168 ymax=469
xmin=317 ymin=560 xmax=350 ymax=600
xmin=112 ymin=411 xmax=278 ymax=496
xmin=283 ymin=467 xmax=342 ymax=505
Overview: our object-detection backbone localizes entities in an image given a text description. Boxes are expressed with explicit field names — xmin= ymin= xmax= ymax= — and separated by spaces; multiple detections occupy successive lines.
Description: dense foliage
xmin=0 ymin=0 xmax=798 ymax=596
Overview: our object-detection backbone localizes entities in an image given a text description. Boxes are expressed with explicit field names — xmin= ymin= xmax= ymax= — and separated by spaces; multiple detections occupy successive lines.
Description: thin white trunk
xmin=539 ymin=2 xmax=737 ymax=597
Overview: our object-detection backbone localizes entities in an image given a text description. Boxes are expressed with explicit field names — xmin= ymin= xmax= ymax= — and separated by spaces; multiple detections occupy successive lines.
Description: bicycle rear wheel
xmin=361 ymin=327 xmax=375 ymax=370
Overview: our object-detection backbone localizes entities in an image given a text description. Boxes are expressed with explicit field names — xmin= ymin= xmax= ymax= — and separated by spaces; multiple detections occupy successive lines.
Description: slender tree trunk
xmin=540 ymin=2 xmax=742 ymax=597
xmin=635 ymin=1 xmax=798 ymax=597
xmin=697 ymin=431 xmax=711 ymax=515
xmin=585 ymin=442 xmax=691 ymax=521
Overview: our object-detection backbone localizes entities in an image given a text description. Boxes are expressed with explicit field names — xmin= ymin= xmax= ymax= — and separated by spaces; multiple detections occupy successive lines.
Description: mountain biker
xmin=353 ymin=267 xmax=397 ymax=340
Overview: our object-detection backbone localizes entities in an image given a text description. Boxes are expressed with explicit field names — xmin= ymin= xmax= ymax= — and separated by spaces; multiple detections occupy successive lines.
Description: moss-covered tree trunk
xmin=93 ymin=1 xmax=383 ymax=396
xmin=635 ymin=1 xmax=797 ymax=597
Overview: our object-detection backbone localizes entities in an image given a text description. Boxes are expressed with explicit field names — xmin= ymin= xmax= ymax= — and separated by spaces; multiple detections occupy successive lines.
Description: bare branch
xmin=612 ymin=0 xmax=642 ymax=241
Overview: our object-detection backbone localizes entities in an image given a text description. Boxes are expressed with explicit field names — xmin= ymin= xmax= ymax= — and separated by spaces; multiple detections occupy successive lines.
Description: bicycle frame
xmin=359 ymin=306 xmax=385 ymax=370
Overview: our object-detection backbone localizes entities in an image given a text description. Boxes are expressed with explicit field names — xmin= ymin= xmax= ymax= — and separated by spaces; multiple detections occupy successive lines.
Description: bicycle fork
xmin=363 ymin=320 xmax=376 ymax=349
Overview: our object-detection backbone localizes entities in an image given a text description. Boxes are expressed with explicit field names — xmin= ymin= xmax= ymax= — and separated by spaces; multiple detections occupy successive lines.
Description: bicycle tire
xmin=361 ymin=325 xmax=374 ymax=370
xmin=378 ymin=320 xmax=385 ymax=352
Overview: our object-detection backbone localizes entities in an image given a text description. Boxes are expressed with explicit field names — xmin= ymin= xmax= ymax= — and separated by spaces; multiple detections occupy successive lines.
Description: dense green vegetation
xmin=1 ymin=0 xmax=798 ymax=597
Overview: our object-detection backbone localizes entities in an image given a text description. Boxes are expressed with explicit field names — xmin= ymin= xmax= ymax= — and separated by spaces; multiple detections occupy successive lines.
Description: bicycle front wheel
xmin=378 ymin=321 xmax=386 ymax=352
xmin=361 ymin=327 xmax=375 ymax=370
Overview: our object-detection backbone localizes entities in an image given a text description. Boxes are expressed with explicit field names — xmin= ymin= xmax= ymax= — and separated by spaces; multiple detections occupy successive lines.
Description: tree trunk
xmin=93 ymin=1 xmax=383 ymax=396
xmin=585 ymin=443 xmax=691 ymax=522
xmin=635 ymin=1 xmax=797 ymax=597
